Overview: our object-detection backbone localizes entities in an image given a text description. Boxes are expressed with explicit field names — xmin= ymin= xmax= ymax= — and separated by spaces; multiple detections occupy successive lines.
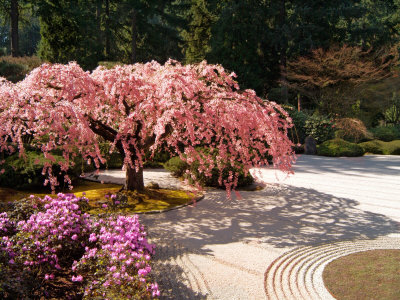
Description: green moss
xmin=88 ymin=188 xmax=194 ymax=214
xmin=317 ymin=138 xmax=365 ymax=157
xmin=0 ymin=180 xmax=193 ymax=213
xmin=359 ymin=139 xmax=400 ymax=155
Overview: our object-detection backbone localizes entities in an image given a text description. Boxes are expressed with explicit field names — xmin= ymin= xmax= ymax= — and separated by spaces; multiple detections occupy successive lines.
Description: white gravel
xmin=86 ymin=155 xmax=400 ymax=299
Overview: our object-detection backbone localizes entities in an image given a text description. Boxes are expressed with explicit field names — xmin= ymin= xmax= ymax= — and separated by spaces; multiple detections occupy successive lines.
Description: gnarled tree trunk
xmin=125 ymin=164 xmax=144 ymax=191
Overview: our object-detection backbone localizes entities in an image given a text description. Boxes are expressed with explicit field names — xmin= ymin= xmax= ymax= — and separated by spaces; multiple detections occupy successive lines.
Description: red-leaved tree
xmin=0 ymin=60 xmax=295 ymax=192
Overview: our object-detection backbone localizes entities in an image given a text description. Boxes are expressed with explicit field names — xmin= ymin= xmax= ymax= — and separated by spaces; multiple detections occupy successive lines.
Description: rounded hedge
xmin=317 ymin=138 xmax=365 ymax=157
xmin=369 ymin=126 xmax=400 ymax=142
xmin=359 ymin=139 xmax=400 ymax=155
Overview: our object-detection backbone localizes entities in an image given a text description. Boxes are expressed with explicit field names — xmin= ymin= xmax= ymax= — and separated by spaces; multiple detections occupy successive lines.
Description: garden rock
xmin=304 ymin=136 xmax=317 ymax=155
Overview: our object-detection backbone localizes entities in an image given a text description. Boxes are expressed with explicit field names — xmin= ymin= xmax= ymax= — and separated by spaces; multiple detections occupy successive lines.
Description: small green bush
xmin=0 ymin=61 xmax=27 ymax=82
xmin=0 ymin=56 xmax=42 ymax=82
xmin=369 ymin=126 xmax=400 ymax=142
xmin=359 ymin=139 xmax=400 ymax=155
xmin=0 ymin=151 xmax=73 ymax=190
xmin=164 ymin=150 xmax=254 ymax=188
xmin=317 ymin=138 xmax=365 ymax=157
xmin=163 ymin=156 xmax=189 ymax=177
xmin=304 ymin=115 xmax=335 ymax=144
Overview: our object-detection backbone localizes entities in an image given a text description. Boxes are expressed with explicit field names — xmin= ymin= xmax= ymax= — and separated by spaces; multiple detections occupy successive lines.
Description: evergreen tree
xmin=181 ymin=0 xmax=215 ymax=63
xmin=36 ymin=0 xmax=102 ymax=69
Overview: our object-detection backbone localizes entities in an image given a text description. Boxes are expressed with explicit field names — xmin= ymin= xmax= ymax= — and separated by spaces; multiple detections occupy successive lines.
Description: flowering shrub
xmin=74 ymin=215 xmax=159 ymax=298
xmin=304 ymin=115 xmax=335 ymax=144
xmin=0 ymin=193 xmax=159 ymax=299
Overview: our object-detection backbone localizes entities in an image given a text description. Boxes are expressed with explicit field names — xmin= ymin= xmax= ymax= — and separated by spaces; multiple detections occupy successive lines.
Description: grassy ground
xmin=0 ymin=179 xmax=194 ymax=213
xmin=323 ymin=249 xmax=400 ymax=300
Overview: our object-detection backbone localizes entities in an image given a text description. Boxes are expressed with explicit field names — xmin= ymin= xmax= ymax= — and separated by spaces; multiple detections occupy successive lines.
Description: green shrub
xmin=281 ymin=105 xmax=309 ymax=144
xmin=0 ymin=61 xmax=27 ymax=82
xmin=369 ymin=126 xmax=400 ymax=142
xmin=143 ymin=150 xmax=171 ymax=168
xmin=0 ymin=56 xmax=42 ymax=82
xmin=163 ymin=156 xmax=189 ymax=177
xmin=164 ymin=149 xmax=254 ymax=188
xmin=304 ymin=115 xmax=335 ymax=144
xmin=0 ymin=150 xmax=73 ymax=190
xmin=334 ymin=118 xmax=372 ymax=143
xmin=359 ymin=139 xmax=400 ymax=155
xmin=359 ymin=140 xmax=384 ymax=154
xmin=317 ymin=138 xmax=365 ymax=157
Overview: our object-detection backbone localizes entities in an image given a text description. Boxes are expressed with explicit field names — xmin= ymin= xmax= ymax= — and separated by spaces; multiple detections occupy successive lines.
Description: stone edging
xmin=264 ymin=236 xmax=400 ymax=300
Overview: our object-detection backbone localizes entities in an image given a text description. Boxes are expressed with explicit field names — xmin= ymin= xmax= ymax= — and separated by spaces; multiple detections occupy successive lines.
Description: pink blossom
xmin=71 ymin=275 xmax=83 ymax=282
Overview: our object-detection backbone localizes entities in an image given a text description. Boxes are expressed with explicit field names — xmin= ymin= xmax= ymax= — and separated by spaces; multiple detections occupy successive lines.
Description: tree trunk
xmin=125 ymin=164 xmax=144 ymax=191
xmin=96 ymin=0 xmax=102 ymax=52
xmin=297 ymin=93 xmax=301 ymax=111
xmin=10 ymin=0 xmax=19 ymax=57
xmin=131 ymin=8 xmax=137 ymax=64
xmin=279 ymin=0 xmax=288 ymax=103
xmin=105 ymin=0 xmax=110 ymax=58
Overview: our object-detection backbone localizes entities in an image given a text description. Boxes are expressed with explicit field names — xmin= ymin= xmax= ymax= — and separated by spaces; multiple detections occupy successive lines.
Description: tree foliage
xmin=285 ymin=45 xmax=398 ymax=115
xmin=0 ymin=61 xmax=295 ymax=193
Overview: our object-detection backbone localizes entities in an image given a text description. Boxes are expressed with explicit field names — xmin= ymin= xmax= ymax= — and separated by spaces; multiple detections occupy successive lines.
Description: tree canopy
xmin=0 ymin=60 xmax=295 ymax=193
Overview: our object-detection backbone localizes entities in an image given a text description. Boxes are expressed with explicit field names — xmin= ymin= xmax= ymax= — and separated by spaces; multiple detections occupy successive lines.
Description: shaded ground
xmin=84 ymin=155 xmax=400 ymax=299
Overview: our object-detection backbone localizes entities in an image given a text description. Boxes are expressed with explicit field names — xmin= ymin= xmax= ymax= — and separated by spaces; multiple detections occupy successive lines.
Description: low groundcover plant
xmin=0 ymin=193 xmax=159 ymax=299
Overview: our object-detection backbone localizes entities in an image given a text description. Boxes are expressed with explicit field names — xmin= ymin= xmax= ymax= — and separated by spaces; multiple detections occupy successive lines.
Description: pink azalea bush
xmin=0 ymin=193 xmax=159 ymax=299
xmin=0 ymin=60 xmax=295 ymax=192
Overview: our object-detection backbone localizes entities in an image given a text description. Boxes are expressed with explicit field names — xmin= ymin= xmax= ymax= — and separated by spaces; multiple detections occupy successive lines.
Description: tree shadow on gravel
xmin=141 ymin=184 xmax=400 ymax=252
xmin=141 ymin=184 xmax=400 ymax=298
xmin=148 ymin=235 xmax=209 ymax=300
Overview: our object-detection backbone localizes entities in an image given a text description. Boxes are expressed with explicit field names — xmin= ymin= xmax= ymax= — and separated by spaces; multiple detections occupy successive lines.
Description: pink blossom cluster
xmin=0 ymin=193 xmax=159 ymax=298
xmin=74 ymin=214 xmax=160 ymax=298
xmin=0 ymin=212 xmax=14 ymax=235
xmin=0 ymin=60 xmax=295 ymax=192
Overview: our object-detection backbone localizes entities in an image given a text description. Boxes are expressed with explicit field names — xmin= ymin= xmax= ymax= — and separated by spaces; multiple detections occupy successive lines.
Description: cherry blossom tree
xmin=0 ymin=60 xmax=295 ymax=192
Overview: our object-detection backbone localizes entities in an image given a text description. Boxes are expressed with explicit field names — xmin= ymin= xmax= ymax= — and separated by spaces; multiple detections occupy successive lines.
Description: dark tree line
xmin=1 ymin=0 xmax=400 ymax=99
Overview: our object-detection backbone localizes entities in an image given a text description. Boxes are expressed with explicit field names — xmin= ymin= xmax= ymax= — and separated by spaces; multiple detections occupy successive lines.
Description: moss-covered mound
xmin=359 ymin=139 xmax=400 ymax=155
xmin=0 ymin=180 xmax=194 ymax=213
xmin=317 ymin=138 xmax=365 ymax=157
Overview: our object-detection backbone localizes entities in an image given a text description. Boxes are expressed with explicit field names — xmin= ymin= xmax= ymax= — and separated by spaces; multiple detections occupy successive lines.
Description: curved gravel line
xmin=264 ymin=236 xmax=400 ymax=300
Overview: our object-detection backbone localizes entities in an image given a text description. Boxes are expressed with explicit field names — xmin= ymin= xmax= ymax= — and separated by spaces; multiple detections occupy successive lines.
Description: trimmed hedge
xmin=317 ymin=138 xmax=365 ymax=157
xmin=359 ymin=139 xmax=400 ymax=155
xmin=369 ymin=126 xmax=400 ymax=142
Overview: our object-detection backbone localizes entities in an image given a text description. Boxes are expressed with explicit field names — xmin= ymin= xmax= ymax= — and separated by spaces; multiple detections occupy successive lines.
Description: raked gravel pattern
xmin=265 ymin=235 xmax=400 ymax=300
xmin=86 ymin=155 xmax=400 ymax=299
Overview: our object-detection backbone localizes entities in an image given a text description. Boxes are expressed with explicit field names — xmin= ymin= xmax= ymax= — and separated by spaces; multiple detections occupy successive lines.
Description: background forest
xmin=1 ymin=0 xmax=400 ymax=138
